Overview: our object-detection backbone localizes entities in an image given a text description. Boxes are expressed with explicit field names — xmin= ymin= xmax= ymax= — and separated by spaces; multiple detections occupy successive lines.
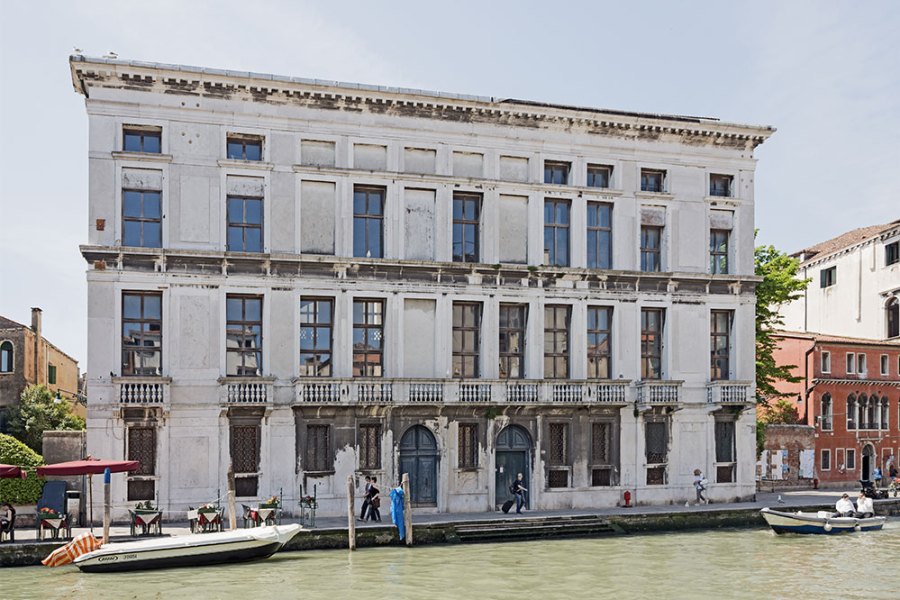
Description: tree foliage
xmin=0 ymin=433 xmax=45 ymax=504
xmin=7 ymin=384 xmax=85 ymax=453
xmin=756 ymin=398 xmax=802 ymax=457
xmin=755 ymin=242 xmax=810 ymax=404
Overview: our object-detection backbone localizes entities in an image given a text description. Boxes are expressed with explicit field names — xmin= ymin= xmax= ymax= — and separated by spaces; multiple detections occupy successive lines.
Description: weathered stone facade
xmin=71 ymin=55 xmax=772 ymax=518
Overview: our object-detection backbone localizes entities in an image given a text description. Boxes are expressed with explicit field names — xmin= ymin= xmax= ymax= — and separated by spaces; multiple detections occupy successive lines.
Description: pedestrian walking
xmin=359 ymin=475 xmax=372 ymax=521
xmin=366 ymin=476 xmax=382 ymax=522
xmin=693 ymin=468 xmax=708 ymax=505
xmin=511 ymin=473 xmax=528 ymax=514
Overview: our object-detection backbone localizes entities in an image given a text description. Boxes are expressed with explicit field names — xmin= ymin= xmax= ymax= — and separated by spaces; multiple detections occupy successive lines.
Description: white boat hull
xmin=761 ymin=508 xmax=885 ymax=535
xmin=74 ymin=524 xmax=301 ymax=572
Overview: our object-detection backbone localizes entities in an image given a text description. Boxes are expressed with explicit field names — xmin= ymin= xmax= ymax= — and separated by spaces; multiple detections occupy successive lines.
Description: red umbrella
xmin=0 ymin=464 xmax=27 ymax=479
xmin=37 ymin=458 xmax=140 ymax=535
xmin=37 ymin=458 xmax=139 ymax=477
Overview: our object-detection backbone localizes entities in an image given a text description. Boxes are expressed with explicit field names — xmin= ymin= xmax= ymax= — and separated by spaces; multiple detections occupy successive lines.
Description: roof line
xmin=69 ymin=55 xmax=775 ymax=135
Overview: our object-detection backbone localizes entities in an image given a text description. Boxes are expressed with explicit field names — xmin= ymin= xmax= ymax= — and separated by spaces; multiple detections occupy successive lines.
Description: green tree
xmin=755 ymin=242 xmax=810 ymax=404
xmin=0 ymin=433 xmax=45 ymax=504
xmin=756 ymin=398 xmax=801 ymax=457
xmin=7 ymin=384 xmax=85 ymax=453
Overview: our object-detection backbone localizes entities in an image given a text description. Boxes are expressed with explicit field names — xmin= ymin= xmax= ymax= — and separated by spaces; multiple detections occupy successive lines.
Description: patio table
xmin=130 ymin=510 xmax=163 ymax=536
xmin=39 ymin=516 xmax=71 ymax=540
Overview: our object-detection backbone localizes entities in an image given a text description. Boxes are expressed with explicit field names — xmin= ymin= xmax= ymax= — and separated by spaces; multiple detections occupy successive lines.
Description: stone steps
xmin=454 ymin=515 xmax=622 ymax=543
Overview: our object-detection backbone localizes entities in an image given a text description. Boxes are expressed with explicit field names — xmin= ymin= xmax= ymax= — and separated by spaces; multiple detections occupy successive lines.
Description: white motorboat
xmin=73 ymin=524 xmax=302 ymax=573
xmin=761 ymin=507 xmax=885 ymax=535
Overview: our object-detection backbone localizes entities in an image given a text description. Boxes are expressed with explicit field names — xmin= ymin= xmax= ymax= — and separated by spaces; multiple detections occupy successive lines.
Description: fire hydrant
xmin=623 ymin=490 xmax=632 ymax=508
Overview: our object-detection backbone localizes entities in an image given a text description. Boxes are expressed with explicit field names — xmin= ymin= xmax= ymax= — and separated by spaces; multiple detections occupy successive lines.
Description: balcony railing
xmin=116 ymin=377 xmax=171 ymax=405
xmin=293 ymin=379 xmax=632 ymax=405
xmin=636 ymin=380 xmax=683 ymax=405
xmin=706 ymin=381 xmax=753 ymax=405
xmin=220 ymin=378 xmax=274 ymax=404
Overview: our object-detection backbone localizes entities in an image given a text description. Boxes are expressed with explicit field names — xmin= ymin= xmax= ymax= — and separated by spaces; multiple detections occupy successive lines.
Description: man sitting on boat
xmin=855 ymin=491 xmax=875 ymax=518
xmin=834 ymin=493 xmax=855 ymax=517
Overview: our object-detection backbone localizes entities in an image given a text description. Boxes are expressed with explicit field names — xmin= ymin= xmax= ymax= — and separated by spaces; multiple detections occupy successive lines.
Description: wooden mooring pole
xmin=401 ymin=472 xmax=412 ymax=546
xmin=102 ymin=468 xmax=111 ymax=544
xmin=226 ymin=465 xmax=237 ymax=531
xmin=347 ymin=475 xmax=356 ymax=550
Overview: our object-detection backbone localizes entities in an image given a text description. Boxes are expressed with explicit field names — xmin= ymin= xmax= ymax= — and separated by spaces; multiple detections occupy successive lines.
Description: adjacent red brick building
xmin=772 ymin=331 xmax=900 ymax=485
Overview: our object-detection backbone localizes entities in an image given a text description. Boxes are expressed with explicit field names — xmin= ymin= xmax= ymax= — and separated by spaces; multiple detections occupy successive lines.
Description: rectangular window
xmin=544 ymin=161 xmax=570 ymax=185
xmin=714 ymin=420 xmax=736 ymax=483
xmin=821 ymin=351 xmax=831 ymax=373
xmin=586 ymin=203 xmax=612 ymax=269
xmin=820 ymin=266 xmax=836 ymax=288
xmin=640 ymin=226 xmax=662 ymax=272
xmin=123 ymin=189 xmax=162 ymax=248
xmin=709 ymin=229 xmax=729 ymax=274
xmin=886 ymin=241 xmax=900 ymax=266
xmin=587 ymin=307 xmax=612 ymax=379
xmin=590 ymin=421 xmax=615 ymax=486
xmin=306 ymin=424 xmax=331 ymax=472
xmin=544 ymin=199 xmax=570 ymax=266
xmin=359 ymin=424 xmax=381 ymax=470
xmin=709 ymin=174 xmax=733 ymax=197
xmin=710 ymin=310 xmax=732 ymax=381
xmin=882 ymin=354 xmax=889 ymax=376
xmin=641 ymin=308 xmax=664 ymax=379
xmin=47 ymin=365 xmax=57 ymax=385
xmin=452 ymin=193 xmax=480 ymax=263
xmin=548 ymin=423 xmax=569 ymax=488
xmin=122 ymin=292 xmax=162 ymax=376
xmin=645 ymin=420 xmax=668 ymax=485
xmin=458 ymin=423 xmax=478 ymax=468
xmin=127 ymin=426 xmax=157 ymax=501
xmin=544 ymin=306 xmax=570 ymax=379
xmin=846 ymin=448 xmax=856 ymax=470
xmin=225 ymin=295 xmax=263 ymax=377
xmin=226 ymin=135 xmax=262 ymax=161
xmin=499 ymin=304 xmax=527 ymax=379
xmin=123 ymin=126 xmax=161 ymax=154
xmin=353 ymin=299 xmax=384 ymax=377
xmin=857 ymin=353 xmax=867 ymax=374
xmin=846 ymin=353 xmax=855 ymax=374
xmin=353 ymin=186 xmax=385 ymax=259
xmin=227 ymin=195 xmax=263 ymax=252
xmin=231 ymin=423 xmax=260 ymax=496
xmin=299 ymin=298 xmax=333 ymax=377
xmin=452 ymin=303 xmax=481 ymax=378
xmin=640 ymin=169 xmax=665 ymax=193
xmin=836 ymin=448 xmax=845 ymax=471
xmin=587 ymin=164 xmax=612 ymax=189
xmin=821 ymin=449 xmax=831 ymax=471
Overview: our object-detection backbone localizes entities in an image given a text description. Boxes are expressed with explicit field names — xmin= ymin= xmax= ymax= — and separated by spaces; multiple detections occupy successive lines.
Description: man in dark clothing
xmin=359 ymin=476 xmax=372 ymax=521
xmin=366 ymin=477 xmax=381 ymax=522
xmin=511 ymin=473 xmax=528 ymax=514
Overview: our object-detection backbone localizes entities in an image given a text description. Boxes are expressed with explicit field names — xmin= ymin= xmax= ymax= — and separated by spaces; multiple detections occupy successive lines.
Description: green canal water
xmin=5 ymin=521 xmax=898 ymax=600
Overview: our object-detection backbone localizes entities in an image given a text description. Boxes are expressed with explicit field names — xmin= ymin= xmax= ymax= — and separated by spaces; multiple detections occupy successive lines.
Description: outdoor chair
xmin=241 ymin=503 xmax=260 ymax=528
xmin=0 ymin=506 xmax=15 ymax=542
xmin=36 ymin=481 xmax=71 ymax=539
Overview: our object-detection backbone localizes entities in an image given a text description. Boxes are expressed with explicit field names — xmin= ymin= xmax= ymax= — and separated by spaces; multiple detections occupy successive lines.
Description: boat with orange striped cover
xmin=71 ymin=524 xmax=301 ymax=572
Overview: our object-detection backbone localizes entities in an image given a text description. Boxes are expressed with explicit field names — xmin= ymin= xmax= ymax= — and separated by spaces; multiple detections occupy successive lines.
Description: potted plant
xmin=260 ymin=495 xmax=279 ymax=509
xmin=134 ymin=500 xmax=157 ymax=513
xmin=299 ymin=495 xmax=317 ymax=510
xmin=198 ymin=502 xmax=219 ymax=514
xmin=38 ymin=506 xmax=59 ymax=519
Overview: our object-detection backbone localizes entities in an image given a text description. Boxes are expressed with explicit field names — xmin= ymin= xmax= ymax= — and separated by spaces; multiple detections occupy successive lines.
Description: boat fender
xmin=854 ymin=523 xmax=861 ymax=532
xmin=823 ymin=521 xmax=832 ymax=532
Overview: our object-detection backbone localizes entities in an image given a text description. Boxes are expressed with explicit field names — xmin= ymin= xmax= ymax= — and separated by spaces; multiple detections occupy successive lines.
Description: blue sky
xmin=1 ymin=0 xmax=898 ymax=366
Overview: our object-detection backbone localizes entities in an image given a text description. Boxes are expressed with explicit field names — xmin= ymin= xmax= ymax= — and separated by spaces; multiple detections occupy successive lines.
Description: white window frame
xmin=821 ymin=449 xmax=831 ymax=471
xmin=881 ymin=354 xmax=889 ymax=376
xmin=846 ymin=353 xmax=855 ymax=374
xmin=857 ymin=353 xmax=867 ymax=375
xmin=821 ymin=351 xmax=831 ymax=374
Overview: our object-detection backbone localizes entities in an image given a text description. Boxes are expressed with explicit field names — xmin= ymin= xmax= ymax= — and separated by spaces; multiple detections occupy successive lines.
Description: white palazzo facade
xmin=71 ymin=55 xmax=773 ymax=518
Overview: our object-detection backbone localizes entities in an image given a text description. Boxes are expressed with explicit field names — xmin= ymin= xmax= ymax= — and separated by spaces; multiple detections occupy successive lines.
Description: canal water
xmin=6 ymin=521 xmax=898 ymax=599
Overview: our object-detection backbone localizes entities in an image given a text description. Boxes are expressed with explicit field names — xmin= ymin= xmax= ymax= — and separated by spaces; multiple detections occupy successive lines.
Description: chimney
xmin=31 ymin=307 xmax=42 ymax=385
xmin=31 ymin=307 xmax=43 ymax=337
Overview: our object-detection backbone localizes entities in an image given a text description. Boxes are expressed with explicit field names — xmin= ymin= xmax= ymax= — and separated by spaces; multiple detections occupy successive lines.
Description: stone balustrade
xmin=706 ymin=381 xmax=754 ymax=405
xmin=117 ymin=378 xmax=170 ymax=404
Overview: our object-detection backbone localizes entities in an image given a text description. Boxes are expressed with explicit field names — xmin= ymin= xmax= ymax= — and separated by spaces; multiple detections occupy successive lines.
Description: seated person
xmin=0 ymin=503 xmax=14 ymax=534
xmin=855 ymin=491 xmax=875 ymax=518
xmin=834 ymin=493 xmax=855 ymax=517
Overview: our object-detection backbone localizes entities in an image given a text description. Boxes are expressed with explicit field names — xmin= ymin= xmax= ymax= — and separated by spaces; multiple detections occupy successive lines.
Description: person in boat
xmin=359 ymin=475 xmax=372 ymax=521
xmin=834 ymin=493 xmax=855 ymax=517
xmin=366 ymin=477 xmax=381 ymax=522
xmin=693 ymin=469 xmax=709 ymax=505
xmin=855 ymin=491 xmax=875 ymax=518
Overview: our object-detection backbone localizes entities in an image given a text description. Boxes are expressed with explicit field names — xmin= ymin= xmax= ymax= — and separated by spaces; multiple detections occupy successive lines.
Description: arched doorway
xmin=862 ymin=444 xmax=875 ymax=481
xmin=495 ymin=425 xmax=532 ymax=509
xmin=399 ymin=425 xmax=438 ymax=506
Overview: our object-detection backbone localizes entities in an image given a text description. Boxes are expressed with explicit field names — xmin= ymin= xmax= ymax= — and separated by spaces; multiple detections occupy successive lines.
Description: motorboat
xmin=760 ymin=507 xmax=885 ymax=535
xmin=73 ymin=524 xmax=301 ymax=573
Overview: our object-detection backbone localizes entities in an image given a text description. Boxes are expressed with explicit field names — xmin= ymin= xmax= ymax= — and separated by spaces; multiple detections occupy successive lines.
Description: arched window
xmin=847 ymin=394 xmax=856 ymax=430
xmin=881 ymin=396 xmax=890 ymax=430
xmin=888 ymin=298 xmax=899 ymax=339
xmin=859 ymin=394 xmax=869 ymax=429
xmin=0 ymin=341 xmax=12 ymax=373
xmin=820 ymin=393 xmax=833 ymax=430
xmin=866 ymin=395 xmax=877 ymax=430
